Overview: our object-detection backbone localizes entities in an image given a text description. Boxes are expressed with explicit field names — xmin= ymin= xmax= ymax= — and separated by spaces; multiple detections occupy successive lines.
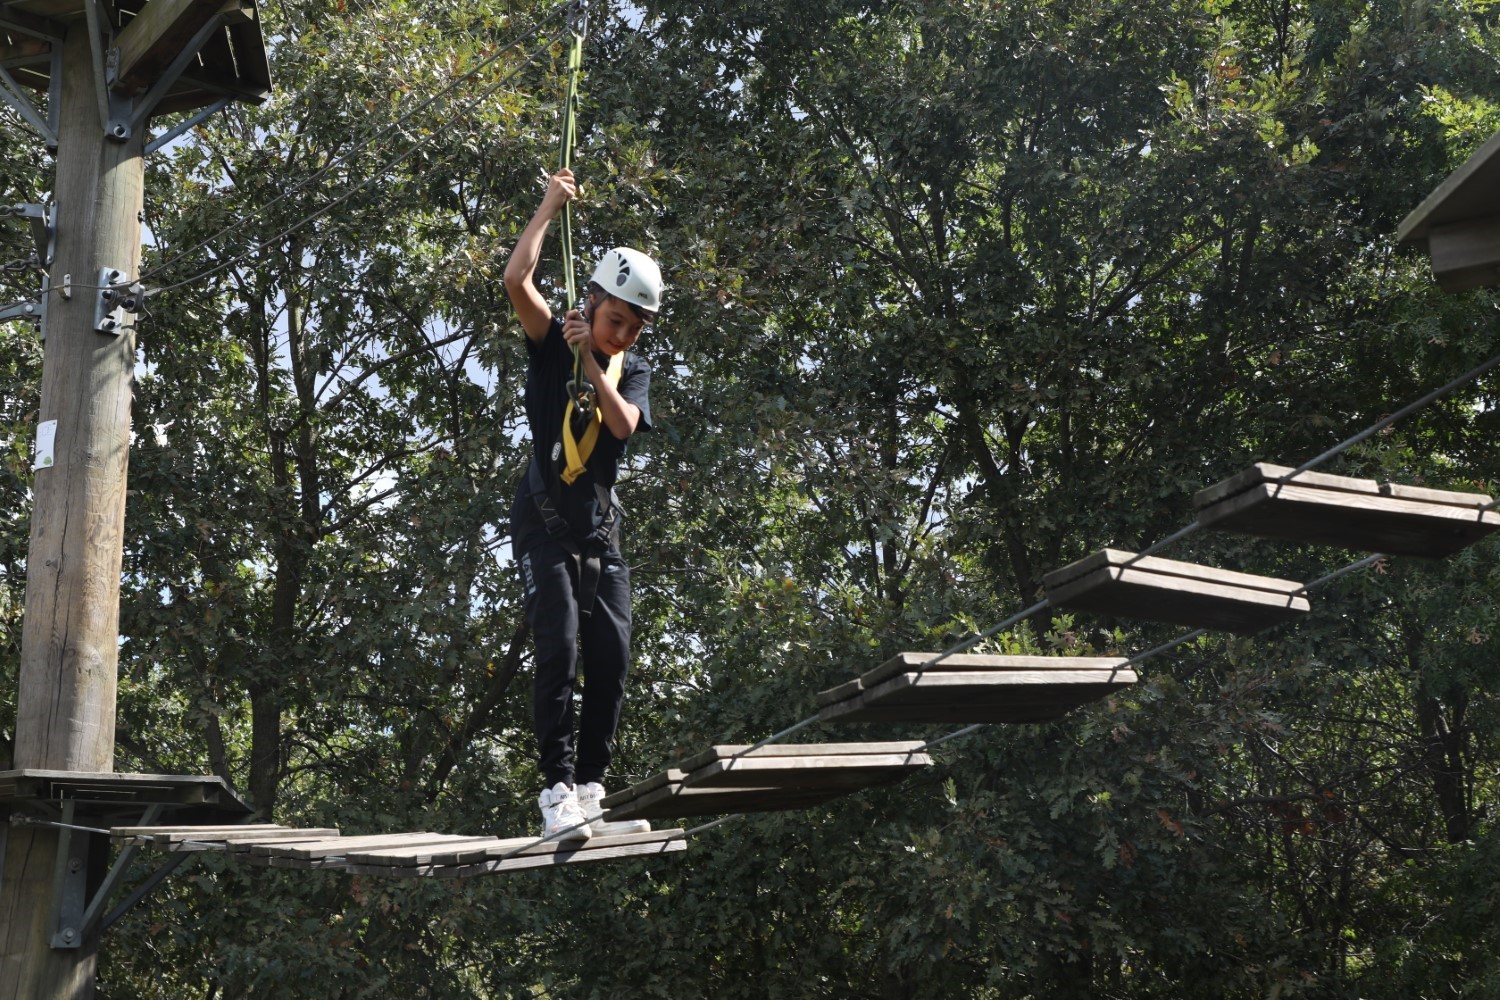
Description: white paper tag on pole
xmin=33 ymin=419 xmax=56 ymax=470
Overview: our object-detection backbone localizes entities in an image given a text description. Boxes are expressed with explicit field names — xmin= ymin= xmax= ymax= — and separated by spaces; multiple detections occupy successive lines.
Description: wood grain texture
xmin=251 ymin=832 xmax=473 ymax=860
xmin=1397 ymin=129 xmax=1500 ymax=244
xmin=1058 ymin=567 xmax=1310 ymax=632
xmin=344 ymin=836 xmax=689 ymax=879
xmin=675 ymin=741 xmax=927 ymax=773
xmin=817 ymin=651 xmax=1131 ymax=705
xmin=683 ymin=753 xmax=931 ymax=790
xmin=1044 ymin=548 xmax=1304 ymax=594
xmin=1428 ymin=217 xmax=1500 ymax=292
xmin=818 ymin=668 xmax=1138 ymax=724
xmin=112 ymin=0 xmax=238 ymax=93
xmin=3 ymin=31 xmax=143 ymax=997
xmin=1197 ymin=480 xmax=1500 ymax=558
xmin=603 ymin=782 xmax=881 ymax=820
xmin=16 ymin=30 xmax=143 ymax=774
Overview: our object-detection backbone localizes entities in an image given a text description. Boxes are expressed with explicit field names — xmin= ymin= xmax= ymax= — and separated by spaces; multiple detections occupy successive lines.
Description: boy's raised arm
xmin=504 ymin=169 xmax=577 ymax=343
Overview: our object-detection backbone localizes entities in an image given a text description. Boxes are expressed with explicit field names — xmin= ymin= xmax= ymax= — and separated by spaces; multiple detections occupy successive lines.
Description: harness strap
xmin=526 ymin=456 xmax=621 ymax=545
xmin=560 ymin=350 xmax=624 ymax=484
xmin=525 ymin=459 xmax=617 ymax=619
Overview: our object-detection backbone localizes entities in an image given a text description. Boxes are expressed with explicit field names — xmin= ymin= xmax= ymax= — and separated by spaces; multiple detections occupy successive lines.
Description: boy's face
xmin=588 ymin=294 xmax=648 ymax=356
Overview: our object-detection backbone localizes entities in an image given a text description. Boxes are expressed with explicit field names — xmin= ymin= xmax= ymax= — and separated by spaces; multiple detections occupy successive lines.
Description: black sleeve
xmin=620 ymin=356 xmax=653 ymax=433
xmin=525 ymin=315 xmax=566 ymax=360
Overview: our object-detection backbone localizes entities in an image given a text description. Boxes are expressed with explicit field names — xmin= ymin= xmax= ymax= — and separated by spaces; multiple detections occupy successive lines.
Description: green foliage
xmin=2 ymin=0 xmax=1500 ymax=994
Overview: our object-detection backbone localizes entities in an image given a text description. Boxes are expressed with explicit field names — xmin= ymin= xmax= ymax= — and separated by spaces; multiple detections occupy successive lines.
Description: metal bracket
xmin=0 ymin=296 xmax=44 ymax=327
xmin=96 ymin=807 xmax=270 ymax=936
xmin=146 ymin=97 xmax=230 ymax=155
xmin=0 ymin=202 xmax=56 ymax=266
xmin=0 ymin=61 xmax=57 ymax=147
xmin=83 ymin=0 xmax=133 ymax=141
xmin=48 ymin=802 xmax=89 ymax=949
xmin=79 ymin=803 xmax=162 ymax=940
xmin=94 ymin=267 xmax=143 ymax=336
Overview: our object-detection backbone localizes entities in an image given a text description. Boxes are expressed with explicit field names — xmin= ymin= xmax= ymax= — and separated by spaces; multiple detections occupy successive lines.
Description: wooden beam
xmin=0 ymin=3 xmax=71 ymax=30
xmin=0 ymin=36 xmax=49 ymax=65
xmin=1398 ymin=131 xmax=1500 ymax=247
xmin=0 ymin=1 xmax=84 ymax=19
xmin=1428 ymin=217 xmax=1500 ymax=293
xmin=110 ymin=0 xmax=251 ymax=95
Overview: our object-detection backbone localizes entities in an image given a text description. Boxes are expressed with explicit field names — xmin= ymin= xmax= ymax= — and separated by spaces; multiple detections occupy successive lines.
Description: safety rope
xmin=558 ymin=0 xmax=588 ymax=387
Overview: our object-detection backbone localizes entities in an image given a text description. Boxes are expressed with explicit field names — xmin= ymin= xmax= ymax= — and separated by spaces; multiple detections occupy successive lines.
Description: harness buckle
xmin=565 ymin=377 xmax=597 ymax=422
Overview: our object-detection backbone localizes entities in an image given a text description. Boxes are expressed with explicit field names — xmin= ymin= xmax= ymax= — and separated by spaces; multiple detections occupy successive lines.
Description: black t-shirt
xmin=511 ymin=316 xmax=652 ymax=551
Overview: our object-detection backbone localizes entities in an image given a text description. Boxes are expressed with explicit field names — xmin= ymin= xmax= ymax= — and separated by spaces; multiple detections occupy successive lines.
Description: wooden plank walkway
xmin=1043 ymin=548 xmax=1309 ymax=634
xmin=1195 ymin=462 xmax=1500 ymax=558
xmin=600 ymin=742 xmax=931 ymax=822
xmin=109 ymin=824 xmax=688 ymax=879
xmin=816 ymin=652 xmax=1137 ymax=724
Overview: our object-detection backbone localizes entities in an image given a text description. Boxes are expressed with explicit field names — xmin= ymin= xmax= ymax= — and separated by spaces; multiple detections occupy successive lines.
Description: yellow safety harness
xmin=560 ymin=349 xmax=623 ymax=484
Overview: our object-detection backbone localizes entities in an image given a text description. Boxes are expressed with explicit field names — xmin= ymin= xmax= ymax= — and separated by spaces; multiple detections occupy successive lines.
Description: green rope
xmin=558 ymin=14 xmax=586 ymax=383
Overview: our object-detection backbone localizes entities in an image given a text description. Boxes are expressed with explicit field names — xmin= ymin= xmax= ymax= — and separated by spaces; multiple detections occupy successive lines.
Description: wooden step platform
xmin=114 ymin=824 xmax=341 ymax=852
xmin=340 ymin=830 xmax=687 ymax=879
xmin=815 ymin=652 xmax=1137 ymax=724
xmin=1195 ymin=462 xmax=1500 ymax=559
xmin=1396 ymin=129 xmax=1500 ymax=292
xmin=1043 ymin=548 xmax=1309 ymax=634
xmin=600 ymin=742 xmax=931 ymax=822
xmin=1 ymin=769 xmax=253 ymax=824
xmin=111 ymin=824 xmax=687 ymax=879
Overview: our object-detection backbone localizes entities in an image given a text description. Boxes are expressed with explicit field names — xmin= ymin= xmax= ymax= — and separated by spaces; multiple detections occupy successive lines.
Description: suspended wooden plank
xmin=155 ymin=827 xmax=341 ymax=852
xmin=603 ymin=782 xmax=855 ymax=821
xmin=148 ymin=826 xmax=337 ymax=844
xmin=1043 ymin=548 xmax=1309 ymax=634
xmin=1195 ymin=462 xmax=1500 ymax=559
xmin=342 ymin=830 xmax=688 ymax=879
xmin=816 ymin=652 xmax=1136 ymax=724
xmin=112 ymin=825 xmax=334 ymax=850
xmin=110 ymin=823 xmax=288 ymax=838
xmin=683 ymin=749 xmax=928 ymax=790
xmin=600 ymin=743 xmax=932 ymax=821
xmin=816 ymin=653 xmax=1128 ymax=722
xmin=248 ymin=832 xmax=475 ymax=870
xmin=1398 ymin=130 xmax=1500 ymax=292
xmin=344 ymin=837 xmax=520 ymax=869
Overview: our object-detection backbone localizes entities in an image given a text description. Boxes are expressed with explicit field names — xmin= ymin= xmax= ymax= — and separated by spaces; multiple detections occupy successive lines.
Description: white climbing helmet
xmin=588 ymin=247 xmax=663 ymax=315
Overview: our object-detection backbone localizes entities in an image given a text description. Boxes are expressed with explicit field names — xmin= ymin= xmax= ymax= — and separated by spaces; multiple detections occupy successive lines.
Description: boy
xmin=503 ymin=168 xmax=662 ymax=840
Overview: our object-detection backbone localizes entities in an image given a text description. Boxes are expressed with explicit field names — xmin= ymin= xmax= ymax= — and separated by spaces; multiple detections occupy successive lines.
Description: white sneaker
xmin=578 ymin=781 xmax=651 ymax=836
xmin=538 ymin=782 xmax=592 ymax=841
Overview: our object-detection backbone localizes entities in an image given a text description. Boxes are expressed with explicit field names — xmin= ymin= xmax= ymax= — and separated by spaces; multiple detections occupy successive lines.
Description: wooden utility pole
xmin=0 ymin=3 xmax=268 ymax=996
xmin=0 ymin=24 xmax=141 ymax=994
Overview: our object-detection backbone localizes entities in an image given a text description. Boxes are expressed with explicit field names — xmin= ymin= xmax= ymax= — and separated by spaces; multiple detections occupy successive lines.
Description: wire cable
xmin=687 ymin=346 xmax=1500 ymax=830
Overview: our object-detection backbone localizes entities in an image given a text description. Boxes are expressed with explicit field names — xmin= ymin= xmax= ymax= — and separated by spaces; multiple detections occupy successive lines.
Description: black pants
xmin=518 ymin=536 xmax=632 ymax=789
